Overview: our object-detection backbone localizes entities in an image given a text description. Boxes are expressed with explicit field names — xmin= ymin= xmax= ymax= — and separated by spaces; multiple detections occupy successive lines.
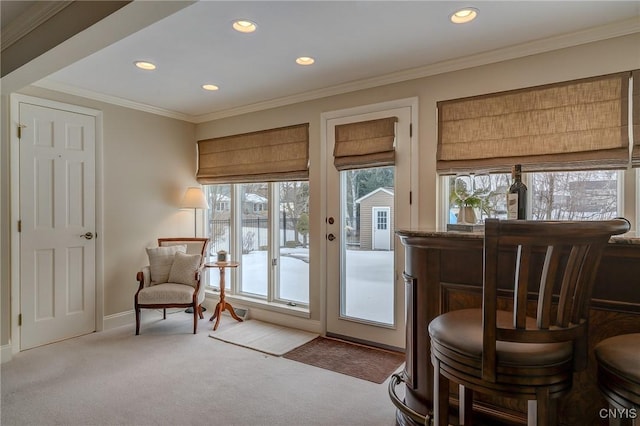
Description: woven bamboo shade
xmin=437 ymin=72 xmax=632 ymax=174
xmin=334 ymin=117 xmax=398 ymax=171
xmin=632 ymin=70 xmax=640 ymax=168
xmin=197 ymin=123 xmax=309 ymax=184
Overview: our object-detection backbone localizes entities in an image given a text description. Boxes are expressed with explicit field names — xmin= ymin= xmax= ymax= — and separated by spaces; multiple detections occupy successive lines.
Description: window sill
xmin=204 ymin=289 xmax=310 ymax=319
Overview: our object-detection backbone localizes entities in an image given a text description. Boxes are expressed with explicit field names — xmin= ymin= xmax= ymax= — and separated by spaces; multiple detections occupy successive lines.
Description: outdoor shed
xmin=356 ymin=187 xmax=395 ymax=251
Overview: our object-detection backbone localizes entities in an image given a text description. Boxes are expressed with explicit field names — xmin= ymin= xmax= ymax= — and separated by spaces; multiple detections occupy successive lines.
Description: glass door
xmin=325 ymin=106 xmax=412 ymax=349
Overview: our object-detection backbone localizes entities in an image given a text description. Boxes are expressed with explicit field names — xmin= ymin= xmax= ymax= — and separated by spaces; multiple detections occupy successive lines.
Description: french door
xmin=325 ymin=105 xmax=413 ymax=350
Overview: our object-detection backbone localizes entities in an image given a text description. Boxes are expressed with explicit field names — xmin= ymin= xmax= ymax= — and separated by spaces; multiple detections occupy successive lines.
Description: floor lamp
xmin=180 ymin=187 xmax=208 ymax=237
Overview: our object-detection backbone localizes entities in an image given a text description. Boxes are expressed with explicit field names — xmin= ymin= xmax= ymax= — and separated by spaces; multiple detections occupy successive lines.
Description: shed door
xmin=372 ymin=207 xmax=391 ymax=250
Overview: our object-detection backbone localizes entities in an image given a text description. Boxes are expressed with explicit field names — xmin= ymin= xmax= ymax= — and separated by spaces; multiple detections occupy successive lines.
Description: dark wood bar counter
xmin=390 ymin=229 xmax=640 ymax=426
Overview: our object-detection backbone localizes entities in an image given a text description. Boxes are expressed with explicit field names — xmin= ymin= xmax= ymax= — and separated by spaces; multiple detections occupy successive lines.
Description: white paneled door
xmin=19 ymin=101 xmax=96 ymax=350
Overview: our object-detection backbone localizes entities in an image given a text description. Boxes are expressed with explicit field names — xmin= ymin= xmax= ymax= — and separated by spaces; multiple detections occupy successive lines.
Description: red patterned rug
xmin=282 ymin=337 xmax=405 ymax=384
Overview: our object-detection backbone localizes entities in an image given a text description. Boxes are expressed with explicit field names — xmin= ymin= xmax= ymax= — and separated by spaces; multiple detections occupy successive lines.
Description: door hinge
xmin=271 ymin=258 xmax=278 ymax=266
xmin=18 ymin=314 xmax=22 ymax=326
xmin=17 ymin=220 xmax=21 ymax=232
xmin=409 ymin=123 xmax=412 ymax=138
xmin=17 ymin=124 xmax=26 ymax=139
xmin=409 ymin=191 xmax=412 ymax=205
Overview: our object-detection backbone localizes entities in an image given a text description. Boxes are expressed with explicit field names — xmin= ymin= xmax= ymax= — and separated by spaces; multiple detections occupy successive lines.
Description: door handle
xmin=327 ymin=233 xmax=335 ymax=241
xmin=80 ymin=232 xmax=94 ymax=240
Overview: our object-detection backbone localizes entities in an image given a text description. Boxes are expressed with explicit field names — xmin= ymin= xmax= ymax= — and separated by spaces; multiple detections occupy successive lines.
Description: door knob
xmin=327 ymin=233 xmax=335 ymax=241
xmin=81 ymin=232 xmax=94 ymax=240
xmin=327 ymin=217 xmax=335 ymax=225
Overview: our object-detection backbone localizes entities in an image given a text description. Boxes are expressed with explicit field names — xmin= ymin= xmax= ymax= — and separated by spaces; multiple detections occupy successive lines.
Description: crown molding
xmin=1 ymin=2 xmax=71 ymax=51
xmin=34 ymin=17 xmax=640 ymax=124
xmin=30 ymin=79 xmax=192 ymax=122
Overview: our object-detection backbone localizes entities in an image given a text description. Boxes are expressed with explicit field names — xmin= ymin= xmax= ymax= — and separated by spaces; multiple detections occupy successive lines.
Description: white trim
xmin=1 ymin=344 xmax=13 ymax=364
xmin=31 ymin=18 xmax=640 ymax=123
xmin=355 ymin=187 xmax=394 ymax=204
xmin=103 ymin=311 xmax=135 ymax=331
xmin=9 ymin=94 xmax=103 ymax=354
xmin=1 ymin=2 xmax=71 ymax=51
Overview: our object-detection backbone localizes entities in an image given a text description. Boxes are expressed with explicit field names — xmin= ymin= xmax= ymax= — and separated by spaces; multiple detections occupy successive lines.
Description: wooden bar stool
xmin=595 ymin=333 xmax=640 ymax=426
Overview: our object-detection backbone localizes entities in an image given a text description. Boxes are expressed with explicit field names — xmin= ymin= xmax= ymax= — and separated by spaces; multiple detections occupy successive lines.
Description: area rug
xmin=209 ymin=320 xmax=318 ymax=356
xmin=282 ymin=337 xmax=405 ymax=384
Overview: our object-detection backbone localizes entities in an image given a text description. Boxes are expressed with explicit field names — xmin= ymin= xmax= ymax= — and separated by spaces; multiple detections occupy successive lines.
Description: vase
xmin=457 ymin=206 xmax=477 ymax=224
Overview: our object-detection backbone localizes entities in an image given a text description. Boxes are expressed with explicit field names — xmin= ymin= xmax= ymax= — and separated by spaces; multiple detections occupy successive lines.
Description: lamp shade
xmin=180 ymin=187 xmax=209 ymax=209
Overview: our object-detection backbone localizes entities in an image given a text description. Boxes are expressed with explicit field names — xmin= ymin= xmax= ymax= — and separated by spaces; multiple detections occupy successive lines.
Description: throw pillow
xmin=168 ymin=251 xmax=202 ymax=287
xmin=146 ymin=245 xmax=187 ymax=284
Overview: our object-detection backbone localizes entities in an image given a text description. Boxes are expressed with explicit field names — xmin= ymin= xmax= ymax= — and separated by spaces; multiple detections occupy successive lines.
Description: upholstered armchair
xmin=135 ymin=238 xmax=210 ymax=334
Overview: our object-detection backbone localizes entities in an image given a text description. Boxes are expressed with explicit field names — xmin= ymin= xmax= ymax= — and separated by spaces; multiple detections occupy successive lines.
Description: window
xmin=205 ymin=181 xmax=310 ymax=307
xmin=444 ymin=170 xmax=627 ymax=225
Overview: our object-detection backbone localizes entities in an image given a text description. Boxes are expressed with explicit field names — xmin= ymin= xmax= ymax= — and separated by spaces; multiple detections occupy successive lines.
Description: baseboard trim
xmin=103 ymin=310 xmax=135 ymax=330
xmin=1 ymin=343 xmax=13 ymax=363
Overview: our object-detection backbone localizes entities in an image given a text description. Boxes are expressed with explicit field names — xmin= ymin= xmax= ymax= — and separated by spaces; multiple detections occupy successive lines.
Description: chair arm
xmin=136 ymin=266 xmax=151 ymax=290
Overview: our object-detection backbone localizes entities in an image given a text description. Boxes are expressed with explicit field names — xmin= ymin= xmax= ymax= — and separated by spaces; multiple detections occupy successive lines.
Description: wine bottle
xmin=507 ymin=164 xmax=527 ymax=220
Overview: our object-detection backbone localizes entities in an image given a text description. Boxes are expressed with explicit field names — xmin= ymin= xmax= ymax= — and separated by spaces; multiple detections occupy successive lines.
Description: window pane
xmin=205 ymin=184 xmax=231 ymax=289
xmin=447 ymin=174 xmax=510 ymax=224
xmin=278 ymin=182 xmax=309 ymax=304
xmin=531 ymin=171 xmax=618 ymax=220
xmin=444 ymin=170 xmax=620 ymax=224
xmin=343 ymin=166 xmax=395 ymax=325
xmin=240 ymin=183 xmax=269 ymax=297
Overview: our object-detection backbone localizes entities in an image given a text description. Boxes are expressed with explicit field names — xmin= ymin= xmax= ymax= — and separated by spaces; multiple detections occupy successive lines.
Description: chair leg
xmin=459 ymin=384 xmax=473 ymax=425
xmin=198 ymin=304 xmax=204 ymax=319
xmin=433 ymin=357 xmax=450 ymax=426
xmin=135 ymin=304 xmax=141 ymax=335
xmin=193 ymin=305 xmax=198 ymax=334
xmin=163 ymin=308 xmax=166 ymax=320
xmin=531 ymin=388 xmax=556 ymax=426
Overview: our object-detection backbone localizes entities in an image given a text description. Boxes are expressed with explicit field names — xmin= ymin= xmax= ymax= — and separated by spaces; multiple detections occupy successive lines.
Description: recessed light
xmin=134 ymin=61 xmax=156 ymax=70
xmin=450 ymin=8 xmax=478 ymax=24
xmin=202 ymin=84 xmax=219 ymax=91
xmin=296 ymin=56 xmax=315 ymax=66
xmin=232 ymin=19 xmax=257 ymax=33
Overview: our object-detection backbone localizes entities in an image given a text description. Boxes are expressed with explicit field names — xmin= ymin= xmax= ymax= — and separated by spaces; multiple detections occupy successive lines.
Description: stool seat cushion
xmin=429 ymin=309 xmax=572 ymax=369
xmin=595 ymin=333 xmax=640 ymax=385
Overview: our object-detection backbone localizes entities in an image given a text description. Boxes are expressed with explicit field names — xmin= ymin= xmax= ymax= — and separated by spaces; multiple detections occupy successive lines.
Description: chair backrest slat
xmin=513 ymin=245 xmax=531 ymax=329
xmin=536 ymin=245 xmax=560 ymax=329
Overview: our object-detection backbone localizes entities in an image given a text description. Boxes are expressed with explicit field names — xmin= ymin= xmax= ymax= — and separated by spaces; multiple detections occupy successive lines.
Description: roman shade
xmin=633 ymin=70 xmax=640 ymax=168
xmin=197 ymin=123 xmax=309 ymax=184
xmin=437 ymin=72 xmax=632 ymax=174
xmin=334 ymin=117 xmax=398 ymax=171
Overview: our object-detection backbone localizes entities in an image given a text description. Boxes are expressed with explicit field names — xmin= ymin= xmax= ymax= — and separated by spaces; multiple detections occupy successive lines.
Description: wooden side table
xmin=205 ymin=261 xmax=243 ymax=331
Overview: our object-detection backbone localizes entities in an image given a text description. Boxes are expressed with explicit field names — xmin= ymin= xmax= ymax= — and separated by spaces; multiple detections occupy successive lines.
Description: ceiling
xmin=11 ymin=1 xmax=640 ymax=122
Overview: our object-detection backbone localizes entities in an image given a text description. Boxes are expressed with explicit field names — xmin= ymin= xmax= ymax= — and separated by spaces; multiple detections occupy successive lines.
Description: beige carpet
xmin=209 ymin=319 xmax=318 ymax=355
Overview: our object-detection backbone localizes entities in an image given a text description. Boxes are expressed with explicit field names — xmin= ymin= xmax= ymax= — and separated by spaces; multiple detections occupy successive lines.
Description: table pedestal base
xmin=209 ymin=301 xmax=243 ymax=330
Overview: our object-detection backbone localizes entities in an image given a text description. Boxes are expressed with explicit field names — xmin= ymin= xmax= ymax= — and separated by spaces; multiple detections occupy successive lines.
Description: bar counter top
xmin=396 ymin=228 xmax=640 ymax=244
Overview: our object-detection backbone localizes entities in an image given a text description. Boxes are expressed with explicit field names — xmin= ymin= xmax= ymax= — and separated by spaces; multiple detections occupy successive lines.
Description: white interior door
xmin=325 ymin=105 xmax=412 ymax=350
xmin=19 ymin=101 xmax=96 ymax=350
